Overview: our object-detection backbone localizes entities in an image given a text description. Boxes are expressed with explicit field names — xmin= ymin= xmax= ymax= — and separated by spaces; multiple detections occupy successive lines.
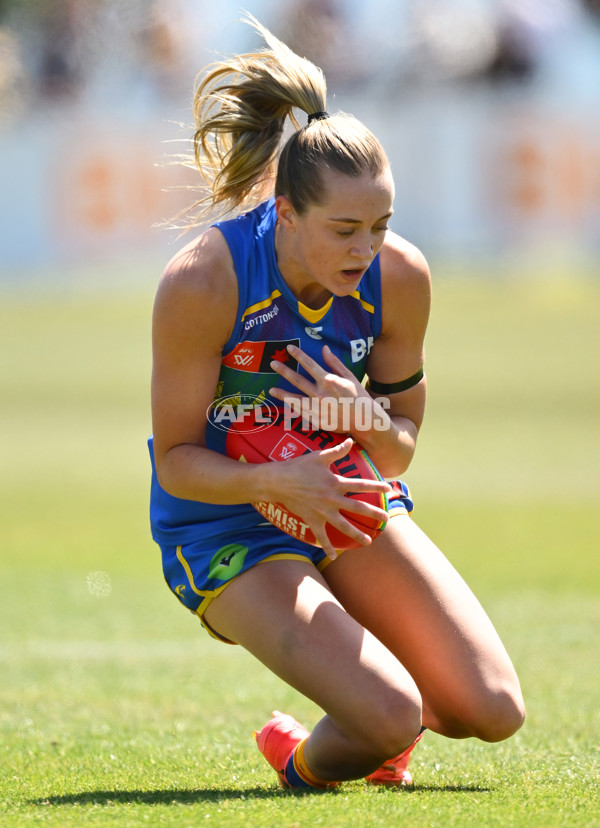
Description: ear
xmin=275 ymin=195 xmax=297 ymax=231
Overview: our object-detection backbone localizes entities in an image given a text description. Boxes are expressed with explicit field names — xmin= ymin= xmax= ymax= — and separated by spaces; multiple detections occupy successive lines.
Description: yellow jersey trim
xmin=176 ymin=546 xmax=214 ymax=597
xmin=297 ymin=290 xmax=374 ymax=323
xmin=191 ymin=551 xmax=319 ymax=645
xmin=241 ymin=287 xmax=373 ymax=324
xmin=317 ymin=553 xmax=343 ymax=572
xmin=241 ymin=289 xmax=282 ymax=321
xmin=257 ymin=552 xmax=313 ymax=566
xmin=388 ymin=504 xmax=411 ymax=517
xmin=198 ymin=610 xmax=237 ymax=644
xmin=350 ymin=290 xmax=375 ymax=314
xmin=297 ymin=296 xmax=334 ymax=323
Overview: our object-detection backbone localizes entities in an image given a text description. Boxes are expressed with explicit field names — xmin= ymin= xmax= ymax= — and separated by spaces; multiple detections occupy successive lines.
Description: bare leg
xmin=323 ymin=516 xmax=526 ymax=741
xmin=203 ymin=559 xmax=423 ymax=781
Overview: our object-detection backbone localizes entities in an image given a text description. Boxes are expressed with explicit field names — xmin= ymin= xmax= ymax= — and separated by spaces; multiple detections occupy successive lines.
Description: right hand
xmin=261 ymin=437 xmax=391 ymax=560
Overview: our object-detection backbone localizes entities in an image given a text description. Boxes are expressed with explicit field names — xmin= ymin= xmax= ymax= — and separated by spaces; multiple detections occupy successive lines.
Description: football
xmin=225 ymin=408 xmax=388 ymax=549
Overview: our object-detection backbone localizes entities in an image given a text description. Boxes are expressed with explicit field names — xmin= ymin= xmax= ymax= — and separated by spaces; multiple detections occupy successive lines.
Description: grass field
xmin=1 ymin=269 xmax=599 ymax=827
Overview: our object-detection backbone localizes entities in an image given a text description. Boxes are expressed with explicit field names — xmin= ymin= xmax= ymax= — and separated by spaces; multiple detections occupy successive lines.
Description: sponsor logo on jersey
xmin=208 ymin=543 xmax=249 ymax=581
xmin=243 ymin=302 xmax=280 ymax=331
xmin=222 ymin=339 xmax=300 ymax=373
xmin=304 ymin=326 xmax=323 ymax=339
xmin=350 ymin=336 xmax=374 ymax=363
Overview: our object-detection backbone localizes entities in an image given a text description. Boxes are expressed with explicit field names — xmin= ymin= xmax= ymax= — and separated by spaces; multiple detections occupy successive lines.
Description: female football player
xmin=149 ymin=15 xmax=525 ymax=790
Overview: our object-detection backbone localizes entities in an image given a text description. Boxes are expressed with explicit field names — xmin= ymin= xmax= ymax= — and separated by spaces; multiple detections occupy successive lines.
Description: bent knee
xmin=470 ymin=686 xmax=526 ymax=742
xmin=352 ymin=689 xmax=423 ymax=759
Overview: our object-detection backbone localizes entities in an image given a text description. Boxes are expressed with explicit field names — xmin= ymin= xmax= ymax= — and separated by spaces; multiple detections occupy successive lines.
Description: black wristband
xmin=367 ymin=368 xmax=424 ymax=395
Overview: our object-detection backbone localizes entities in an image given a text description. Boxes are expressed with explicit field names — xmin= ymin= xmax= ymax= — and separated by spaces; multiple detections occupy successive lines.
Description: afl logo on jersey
xmin=304 ymin=326 xmax=323 ymax=340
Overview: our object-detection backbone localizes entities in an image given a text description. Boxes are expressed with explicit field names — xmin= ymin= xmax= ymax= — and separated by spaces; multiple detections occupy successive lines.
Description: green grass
xmin=1 ymin=271 xmax=599 ymax=826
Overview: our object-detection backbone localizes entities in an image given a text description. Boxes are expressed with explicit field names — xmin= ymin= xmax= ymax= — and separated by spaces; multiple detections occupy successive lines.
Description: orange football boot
xmin=365 ymin=730 xmax=424 ymax=786
xmin=254 ymin=711 xmax=311 ymax=788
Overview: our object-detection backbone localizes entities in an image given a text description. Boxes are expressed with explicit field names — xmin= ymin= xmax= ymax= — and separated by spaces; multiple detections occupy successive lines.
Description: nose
xmin=350 ymin=236 xmax=373 ymax=259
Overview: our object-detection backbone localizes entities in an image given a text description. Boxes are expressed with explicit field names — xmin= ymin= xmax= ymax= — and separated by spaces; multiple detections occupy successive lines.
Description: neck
xmin=274 ymin=222 xmax=332 ymax=309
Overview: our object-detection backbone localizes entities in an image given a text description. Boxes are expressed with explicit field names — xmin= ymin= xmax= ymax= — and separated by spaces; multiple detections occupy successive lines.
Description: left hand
xmin=269 ymin=343 xmax=388 ymax=436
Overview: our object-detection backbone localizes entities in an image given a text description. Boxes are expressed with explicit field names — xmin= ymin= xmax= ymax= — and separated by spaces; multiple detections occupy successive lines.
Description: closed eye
xmin=337 ymin=225 xmax=388 ymax=237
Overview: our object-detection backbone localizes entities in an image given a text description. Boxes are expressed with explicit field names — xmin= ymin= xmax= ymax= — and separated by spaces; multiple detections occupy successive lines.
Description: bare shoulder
xmin=378 ymin=231 xmax=431 ymax=334
xmin=379 ymin=230 xmax=431 ymax=298
xmin=156 ymin=226 xmax=237 ymax=309
xmin=365 ymin=231 xmax=430 ymax=422
xmin=153 ymin=227 xmax=237 ymax=350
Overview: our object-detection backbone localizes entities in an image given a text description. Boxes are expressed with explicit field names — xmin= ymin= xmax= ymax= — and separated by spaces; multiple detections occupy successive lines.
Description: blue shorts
xmin=160 ymin=480 xmax=413 ymax=643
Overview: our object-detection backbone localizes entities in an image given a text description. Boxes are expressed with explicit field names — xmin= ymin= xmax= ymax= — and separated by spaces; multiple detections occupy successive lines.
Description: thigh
xmin=203 ymin=558 xmax=421 ymax=729
xmin=322 ymin=516 xmax=525 ymax=739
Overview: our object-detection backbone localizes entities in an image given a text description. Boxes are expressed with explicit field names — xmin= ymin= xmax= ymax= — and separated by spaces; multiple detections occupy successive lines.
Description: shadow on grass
xmin=32 ymin=783 xmax=490 ymax=807
xmin=33 ymin=788 xmax=287 ymax=806
xmin=406 ymin=785 xmax=492 ymax=794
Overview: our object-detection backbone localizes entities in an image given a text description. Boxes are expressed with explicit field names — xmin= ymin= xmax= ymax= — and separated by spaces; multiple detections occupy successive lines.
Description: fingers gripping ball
xmin=226 ymin=410 xmax=388 ymax=550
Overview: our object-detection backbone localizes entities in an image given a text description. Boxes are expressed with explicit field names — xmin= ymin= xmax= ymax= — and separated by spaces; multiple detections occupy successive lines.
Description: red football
xmin=225 ymin=408 xmax=388 ymax=550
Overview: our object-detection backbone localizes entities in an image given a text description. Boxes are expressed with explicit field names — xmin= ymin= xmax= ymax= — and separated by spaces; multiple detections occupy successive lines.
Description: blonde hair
xmin=187 ymin=14 xmax=389 ymax=224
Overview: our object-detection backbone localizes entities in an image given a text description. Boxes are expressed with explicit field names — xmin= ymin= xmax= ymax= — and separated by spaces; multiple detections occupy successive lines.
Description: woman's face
xmin=275 ymin=165 xmax=394 ymax=305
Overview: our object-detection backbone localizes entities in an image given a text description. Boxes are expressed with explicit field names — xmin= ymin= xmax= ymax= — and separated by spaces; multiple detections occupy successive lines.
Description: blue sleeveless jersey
xmin=148 ymin=199 xmax=383 ymax=546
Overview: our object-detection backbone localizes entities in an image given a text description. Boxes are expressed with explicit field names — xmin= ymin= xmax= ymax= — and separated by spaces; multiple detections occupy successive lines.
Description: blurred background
xmin=2 ymin=5 xmax=599 ymax=821
xmin=1 ymin=0 xmax=599 ymax=280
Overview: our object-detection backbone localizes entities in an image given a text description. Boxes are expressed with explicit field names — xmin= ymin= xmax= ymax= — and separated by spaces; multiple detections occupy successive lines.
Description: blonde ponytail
xmin=179 ymin=14 xmax=388 ymax=227
xmin=191 ymin=14 xmax=327 ymax=220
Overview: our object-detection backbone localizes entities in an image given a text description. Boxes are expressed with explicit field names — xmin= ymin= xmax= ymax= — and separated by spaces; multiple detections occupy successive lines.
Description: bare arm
xmin=151 ymin=228 xmax=258 ymax=503
xmin=359 ymin=232 xmax=431 ymax=476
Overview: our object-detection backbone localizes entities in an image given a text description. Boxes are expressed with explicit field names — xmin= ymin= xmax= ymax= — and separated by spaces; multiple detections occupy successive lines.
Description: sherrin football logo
xmin=269 ymin=434 xmax=308 ymax=461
